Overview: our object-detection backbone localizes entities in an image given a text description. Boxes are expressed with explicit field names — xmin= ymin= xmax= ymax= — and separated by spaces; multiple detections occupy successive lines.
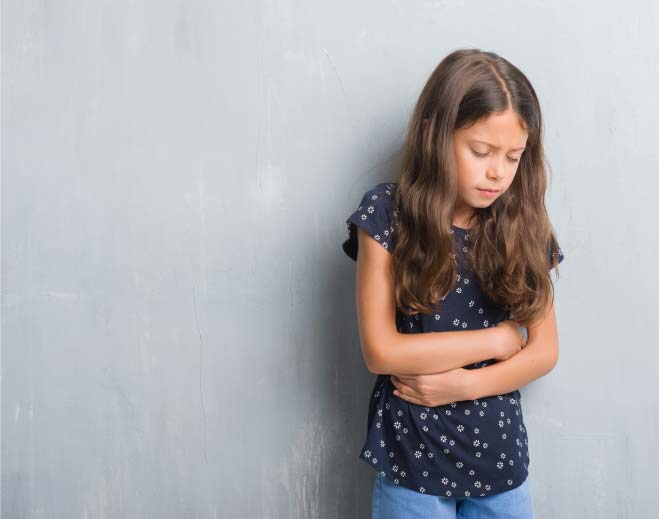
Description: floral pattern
xmin=342 ymin=182 xmax=565 ymax=497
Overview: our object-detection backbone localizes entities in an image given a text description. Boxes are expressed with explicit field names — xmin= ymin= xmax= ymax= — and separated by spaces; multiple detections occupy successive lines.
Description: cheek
xmin=455 ymin=155 xmax=481 ymax=186
xmin=505 ymin=165 xmax=520 ymax=186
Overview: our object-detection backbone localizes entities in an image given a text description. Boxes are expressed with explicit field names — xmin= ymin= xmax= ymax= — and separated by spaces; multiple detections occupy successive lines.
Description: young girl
xmin=342 ymin=49 xmax=565 ymax=519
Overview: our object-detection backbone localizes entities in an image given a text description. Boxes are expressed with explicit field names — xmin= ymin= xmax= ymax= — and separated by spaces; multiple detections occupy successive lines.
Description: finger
xmin=393 ymin=390 xmax=427 ymax=406
xmin=390 ymin=377 xmax=416 ymax=396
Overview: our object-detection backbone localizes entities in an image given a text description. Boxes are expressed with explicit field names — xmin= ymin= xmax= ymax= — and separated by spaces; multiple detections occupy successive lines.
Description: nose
xmin=486 ymin=158 xmax=506 ymax=181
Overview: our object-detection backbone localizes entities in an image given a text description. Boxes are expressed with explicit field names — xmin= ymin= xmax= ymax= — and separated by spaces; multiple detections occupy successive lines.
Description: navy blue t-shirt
xmin=342 ymin=181 xmax=564 ymax=497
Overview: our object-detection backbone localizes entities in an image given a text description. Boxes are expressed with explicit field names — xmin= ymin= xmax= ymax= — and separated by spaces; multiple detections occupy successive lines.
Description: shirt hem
xmin=360 ymin=453 xmax=530 ymax=498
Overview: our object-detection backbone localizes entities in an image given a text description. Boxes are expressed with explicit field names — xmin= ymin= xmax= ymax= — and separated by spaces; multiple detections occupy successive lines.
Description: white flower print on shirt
xmin=345 ymin=183 xmax=538 ymax=498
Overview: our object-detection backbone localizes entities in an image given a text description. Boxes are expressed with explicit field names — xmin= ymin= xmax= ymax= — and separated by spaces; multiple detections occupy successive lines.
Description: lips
xmin=478 ymin=188 xmax=499 ymax=193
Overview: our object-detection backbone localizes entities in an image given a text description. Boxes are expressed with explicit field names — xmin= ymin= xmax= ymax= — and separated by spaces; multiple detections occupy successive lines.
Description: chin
xmin=469 ymin=198 xmax=495 ymax=208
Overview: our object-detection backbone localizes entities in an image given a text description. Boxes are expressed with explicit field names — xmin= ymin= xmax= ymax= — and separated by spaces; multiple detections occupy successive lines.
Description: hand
xmin=492 ymin=319 xmax=527 ymax=361
xmin=389 ymin=368 xmax=475 ymax=407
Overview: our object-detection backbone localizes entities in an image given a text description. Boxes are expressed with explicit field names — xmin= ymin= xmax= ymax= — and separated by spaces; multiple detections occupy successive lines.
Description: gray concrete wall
xmin=2 ymin=1 xmax=657 ymax=518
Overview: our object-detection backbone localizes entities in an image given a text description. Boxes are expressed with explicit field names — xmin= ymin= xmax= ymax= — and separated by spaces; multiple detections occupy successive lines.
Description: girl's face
xmin=452 ymin=109 xmax=528 ymax=226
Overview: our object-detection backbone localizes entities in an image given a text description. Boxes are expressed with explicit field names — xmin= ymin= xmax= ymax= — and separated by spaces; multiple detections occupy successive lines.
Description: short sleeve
xmin=342 ymin=182 xmax=398 ymax=261
xmin=548 ymin=240 xmax=565 ymax=269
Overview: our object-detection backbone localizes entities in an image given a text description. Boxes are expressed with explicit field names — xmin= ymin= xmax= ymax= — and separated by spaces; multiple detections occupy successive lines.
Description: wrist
xmin=487 ymin=325 xmax=503 ymax=359
xmin=464 ymin=368 xmax=482 ymax=401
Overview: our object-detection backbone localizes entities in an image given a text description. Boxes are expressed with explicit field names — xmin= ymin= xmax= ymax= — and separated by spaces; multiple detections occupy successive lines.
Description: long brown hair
xmin=390 ymin=48 xmax=562 ymax=327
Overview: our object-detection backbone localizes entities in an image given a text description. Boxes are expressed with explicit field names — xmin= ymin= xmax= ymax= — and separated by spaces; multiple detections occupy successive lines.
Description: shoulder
xmin=357 ymin=182 xmax=398 ymax=215
xmin=549 ymin=242 xmax=565 ymax=268
xmin=342 ymin=181 xmax=399 ymax=261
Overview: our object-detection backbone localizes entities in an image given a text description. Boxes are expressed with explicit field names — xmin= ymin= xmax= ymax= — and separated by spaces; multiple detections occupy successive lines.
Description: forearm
xmin=466 ymin=338 xmax=557 ymax=399
xmin=370 ymin=328 xmax=497 ymax=376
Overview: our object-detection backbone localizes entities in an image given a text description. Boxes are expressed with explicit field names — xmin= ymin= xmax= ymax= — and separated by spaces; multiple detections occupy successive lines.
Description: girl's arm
xmin=355 ymin=228 xmax=503 ymax=375
xmin=465 ymin=297 xmax=560 ymax=399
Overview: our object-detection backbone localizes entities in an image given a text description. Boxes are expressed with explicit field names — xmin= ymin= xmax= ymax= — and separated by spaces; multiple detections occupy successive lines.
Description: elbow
xmin=365 ymin=360 xmax=384 ymax=375
xmin=545 ymin=343 xmax=559 ymax=373
xmin=362 ymin=332 xmax=398 ymax=374
xmin=364 ymin=348 xmax=389 ymax=375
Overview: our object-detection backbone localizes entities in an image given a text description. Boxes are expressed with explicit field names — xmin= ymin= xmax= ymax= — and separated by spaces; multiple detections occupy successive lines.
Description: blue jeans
xmin=372 ymin=472 xmax=534 ymax=519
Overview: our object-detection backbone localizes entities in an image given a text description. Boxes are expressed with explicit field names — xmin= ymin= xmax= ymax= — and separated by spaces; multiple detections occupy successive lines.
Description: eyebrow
xmin=471 ymin=140 xmax=526 ymax=152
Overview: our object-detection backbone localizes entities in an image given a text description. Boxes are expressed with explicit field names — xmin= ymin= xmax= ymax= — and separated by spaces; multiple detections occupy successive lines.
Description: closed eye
xmin=471 ymin=150 xmax=520 ymax=163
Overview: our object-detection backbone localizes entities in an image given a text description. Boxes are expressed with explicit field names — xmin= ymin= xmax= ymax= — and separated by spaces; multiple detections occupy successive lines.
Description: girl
xmin=342 ymin=49 xmax=565 ymax=519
